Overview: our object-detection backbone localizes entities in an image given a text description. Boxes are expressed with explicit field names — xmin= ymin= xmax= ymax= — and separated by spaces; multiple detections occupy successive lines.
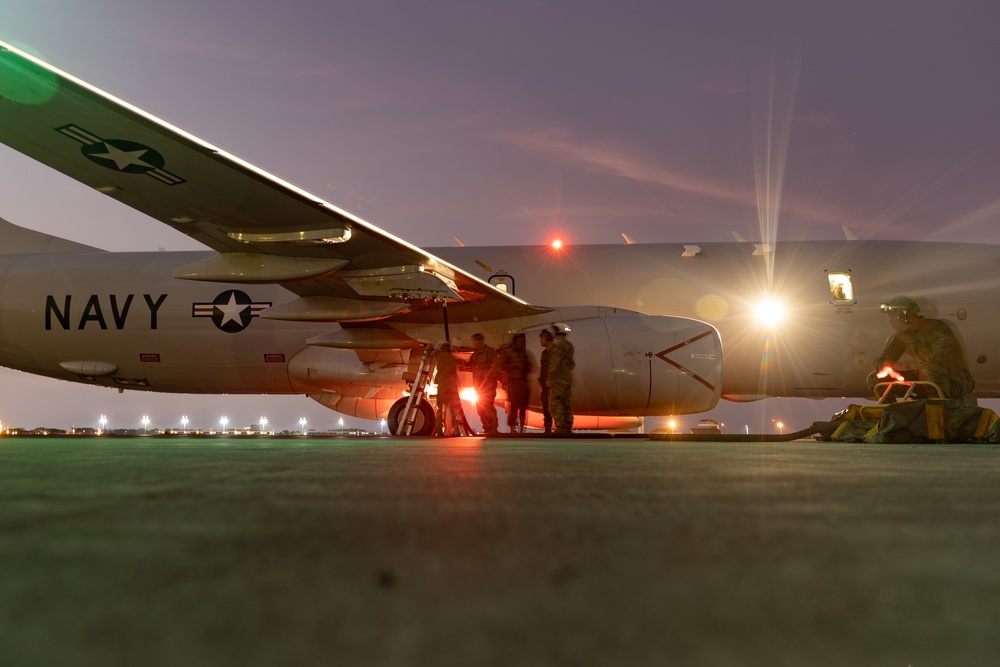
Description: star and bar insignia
xmin=193 ymin=290 xmax=271 ymax=333
xmin=56 ymin=124 xmax=186 ymax=185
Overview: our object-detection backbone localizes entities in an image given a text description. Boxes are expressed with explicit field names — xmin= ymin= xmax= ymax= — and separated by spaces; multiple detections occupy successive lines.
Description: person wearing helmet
xmin=537 ymin=329 xmax=555 ymax=434
xmin=548 ymin=323 xmax=575 ymax=434
xmin=868 ymin=296 xmax=975 ymax=400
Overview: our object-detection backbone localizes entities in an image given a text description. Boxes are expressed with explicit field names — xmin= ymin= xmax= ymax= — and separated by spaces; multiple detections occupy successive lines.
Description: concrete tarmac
xmin=1 ymin=436 xmax=999 ymax=666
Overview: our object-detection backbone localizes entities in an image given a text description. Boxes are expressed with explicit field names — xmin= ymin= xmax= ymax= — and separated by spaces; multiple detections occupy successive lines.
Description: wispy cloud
xmin=497 ymin=127 xmax=750 ymax=205
xmin=496 ymin=126 xmax=863 ymax=231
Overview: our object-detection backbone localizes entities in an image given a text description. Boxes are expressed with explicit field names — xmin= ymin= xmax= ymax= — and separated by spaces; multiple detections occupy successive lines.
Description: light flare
xmin=876 ymin=365 xmax=906 ymax=383
xmin=460 ymin=387 xmax=478 ymax=403
xmin=753 ymin=298 xmax=787 ymax=326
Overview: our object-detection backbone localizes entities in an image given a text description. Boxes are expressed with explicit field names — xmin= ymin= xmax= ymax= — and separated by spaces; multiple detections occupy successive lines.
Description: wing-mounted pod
xmin=286 ymin=345 xmax=410 ymax=420
xmin=172 ymin=253 xmax=349 ymax=283
xmin=525 ymin=313 xmax=722 ymax=416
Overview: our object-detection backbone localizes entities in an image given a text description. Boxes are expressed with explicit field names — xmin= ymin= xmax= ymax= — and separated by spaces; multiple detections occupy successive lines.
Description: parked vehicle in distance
xmin=690 ymin=419 xmax=723 ymax=435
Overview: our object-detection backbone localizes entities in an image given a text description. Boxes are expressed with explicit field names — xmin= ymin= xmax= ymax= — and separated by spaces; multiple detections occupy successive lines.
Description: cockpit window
xmin=489 ymin=274 xmax=514 ymax=295
xmin=827 ymin=271 xmax=854 ymax=303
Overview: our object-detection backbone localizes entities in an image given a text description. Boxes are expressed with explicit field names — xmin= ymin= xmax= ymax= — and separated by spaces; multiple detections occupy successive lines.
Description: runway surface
xmin=1 ymin=435 xmax=999 ymax=666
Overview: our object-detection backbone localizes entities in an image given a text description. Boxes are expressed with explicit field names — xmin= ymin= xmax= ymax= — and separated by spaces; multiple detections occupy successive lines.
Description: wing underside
xmin=0 ymin=41 xmax=546 ymax=326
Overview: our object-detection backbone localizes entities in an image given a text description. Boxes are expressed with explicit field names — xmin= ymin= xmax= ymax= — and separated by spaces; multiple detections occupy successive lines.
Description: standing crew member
xmin=548 ymin=323 xmax=575 ymax=434
xmin=469 ymin=333 xmax=501 ymax=435
xmin=538 ymin=329 xmax=554 ymax=434
xmin=868 ymin=296 xmax=975 ymax=400
xmin=432 ymin=341 xmax=472 ymax=436
xmin=501 ymin=333 xmax=532 ymax=433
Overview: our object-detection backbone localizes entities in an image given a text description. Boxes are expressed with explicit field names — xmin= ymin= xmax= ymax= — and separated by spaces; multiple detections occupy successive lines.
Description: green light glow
xmin=0 ymin=43 xmax=59 ymax=105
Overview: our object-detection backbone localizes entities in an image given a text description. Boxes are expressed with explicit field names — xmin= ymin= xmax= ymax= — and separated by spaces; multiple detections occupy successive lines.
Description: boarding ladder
xmin=396 ymin=345 xmax=436 ymax=436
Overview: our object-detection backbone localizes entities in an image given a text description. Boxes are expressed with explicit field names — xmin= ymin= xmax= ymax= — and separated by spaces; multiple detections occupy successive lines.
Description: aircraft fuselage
xmin=0 ymin=239 xmax=996 ymax=422
xmin=432 ymin=239 xmax=1000 ymax=400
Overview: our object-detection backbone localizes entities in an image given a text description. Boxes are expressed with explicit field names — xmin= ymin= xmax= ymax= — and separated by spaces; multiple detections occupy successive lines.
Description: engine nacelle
xmin=526 ymin=314 xmax=722 ymax=416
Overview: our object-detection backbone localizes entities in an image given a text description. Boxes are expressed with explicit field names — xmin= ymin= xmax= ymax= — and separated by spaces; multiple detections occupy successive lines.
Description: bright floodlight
xmin=459 ymin=387 xmax=478 ymax=403
xmin=551 ymin=238 xmax=563 ymax=250
xmin=753 ymin=298 xmax=786 ymax=326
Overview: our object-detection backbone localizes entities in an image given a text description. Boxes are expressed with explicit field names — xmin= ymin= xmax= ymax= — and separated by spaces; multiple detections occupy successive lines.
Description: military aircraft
xmin=0 ymin=41 xmax=994 ymax=434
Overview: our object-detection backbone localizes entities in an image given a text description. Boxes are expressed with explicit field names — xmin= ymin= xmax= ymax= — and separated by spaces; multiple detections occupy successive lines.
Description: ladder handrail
xmin=874 ymin=380 xmax=945 ymax=404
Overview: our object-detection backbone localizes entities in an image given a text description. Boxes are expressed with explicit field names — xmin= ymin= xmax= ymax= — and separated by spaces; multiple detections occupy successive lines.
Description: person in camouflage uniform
xmin=469 ymin=333 xmax=501 ymax=434
xmin=547 ymin=323 xmax=575 ymax=434
xmin=501 ymin=333 xmax=532 ymax=433
xmin=432 ymin=342 xmax=472 ymax=436
xmin=868 ymin=296 xmax=975 ymax=400
xmin=537 ymin=329 xmax=554 ymax=434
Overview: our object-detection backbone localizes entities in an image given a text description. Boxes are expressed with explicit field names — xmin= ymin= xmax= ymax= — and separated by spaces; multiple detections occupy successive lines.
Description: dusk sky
xmin=1 ymin=1 xmax=999 ymax=432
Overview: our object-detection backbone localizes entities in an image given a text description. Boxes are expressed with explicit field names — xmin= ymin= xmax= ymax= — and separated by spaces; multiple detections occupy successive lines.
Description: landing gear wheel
xmin=387 ymin=397 xmax=436 ymax=436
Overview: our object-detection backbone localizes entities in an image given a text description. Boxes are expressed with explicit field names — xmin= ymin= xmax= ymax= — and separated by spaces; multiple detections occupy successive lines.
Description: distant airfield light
xmin=181 ymin=415 xmax=189 ymax=432
xmin=550 ymin=238 xmax=564 ymax=251
xmin=667 ymin=419 xmax=677 ymax=432
xmin=220 ymin=416 xmax=228 ymax=434
xmin=753 ymin=298 xmax=787 ymax=326
xmin=299 ymin=417 xmax=307 ymax=435
xmin=142 ymin=415 xmax=150 ymax=434
xmin=99 ymin=414 xmax=107 ymax=434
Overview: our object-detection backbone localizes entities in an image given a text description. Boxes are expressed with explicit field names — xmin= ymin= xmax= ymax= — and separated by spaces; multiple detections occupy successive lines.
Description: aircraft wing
xmin=0 ymin=41 xmax=545 ymax=325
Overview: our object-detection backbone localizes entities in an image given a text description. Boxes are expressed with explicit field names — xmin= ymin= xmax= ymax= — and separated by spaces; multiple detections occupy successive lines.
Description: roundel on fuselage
xmin=192 ymin=290 xmax=271 ymax=333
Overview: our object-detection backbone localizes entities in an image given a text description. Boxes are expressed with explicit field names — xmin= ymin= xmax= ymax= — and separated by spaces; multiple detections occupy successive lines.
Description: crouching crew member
xmin=868 ymin=296 xmax=975 ymax=401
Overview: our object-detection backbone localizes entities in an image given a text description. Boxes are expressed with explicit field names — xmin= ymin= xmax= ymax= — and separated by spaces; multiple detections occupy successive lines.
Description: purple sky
xmin=1 ymin=1 xmax=998 ymax=432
